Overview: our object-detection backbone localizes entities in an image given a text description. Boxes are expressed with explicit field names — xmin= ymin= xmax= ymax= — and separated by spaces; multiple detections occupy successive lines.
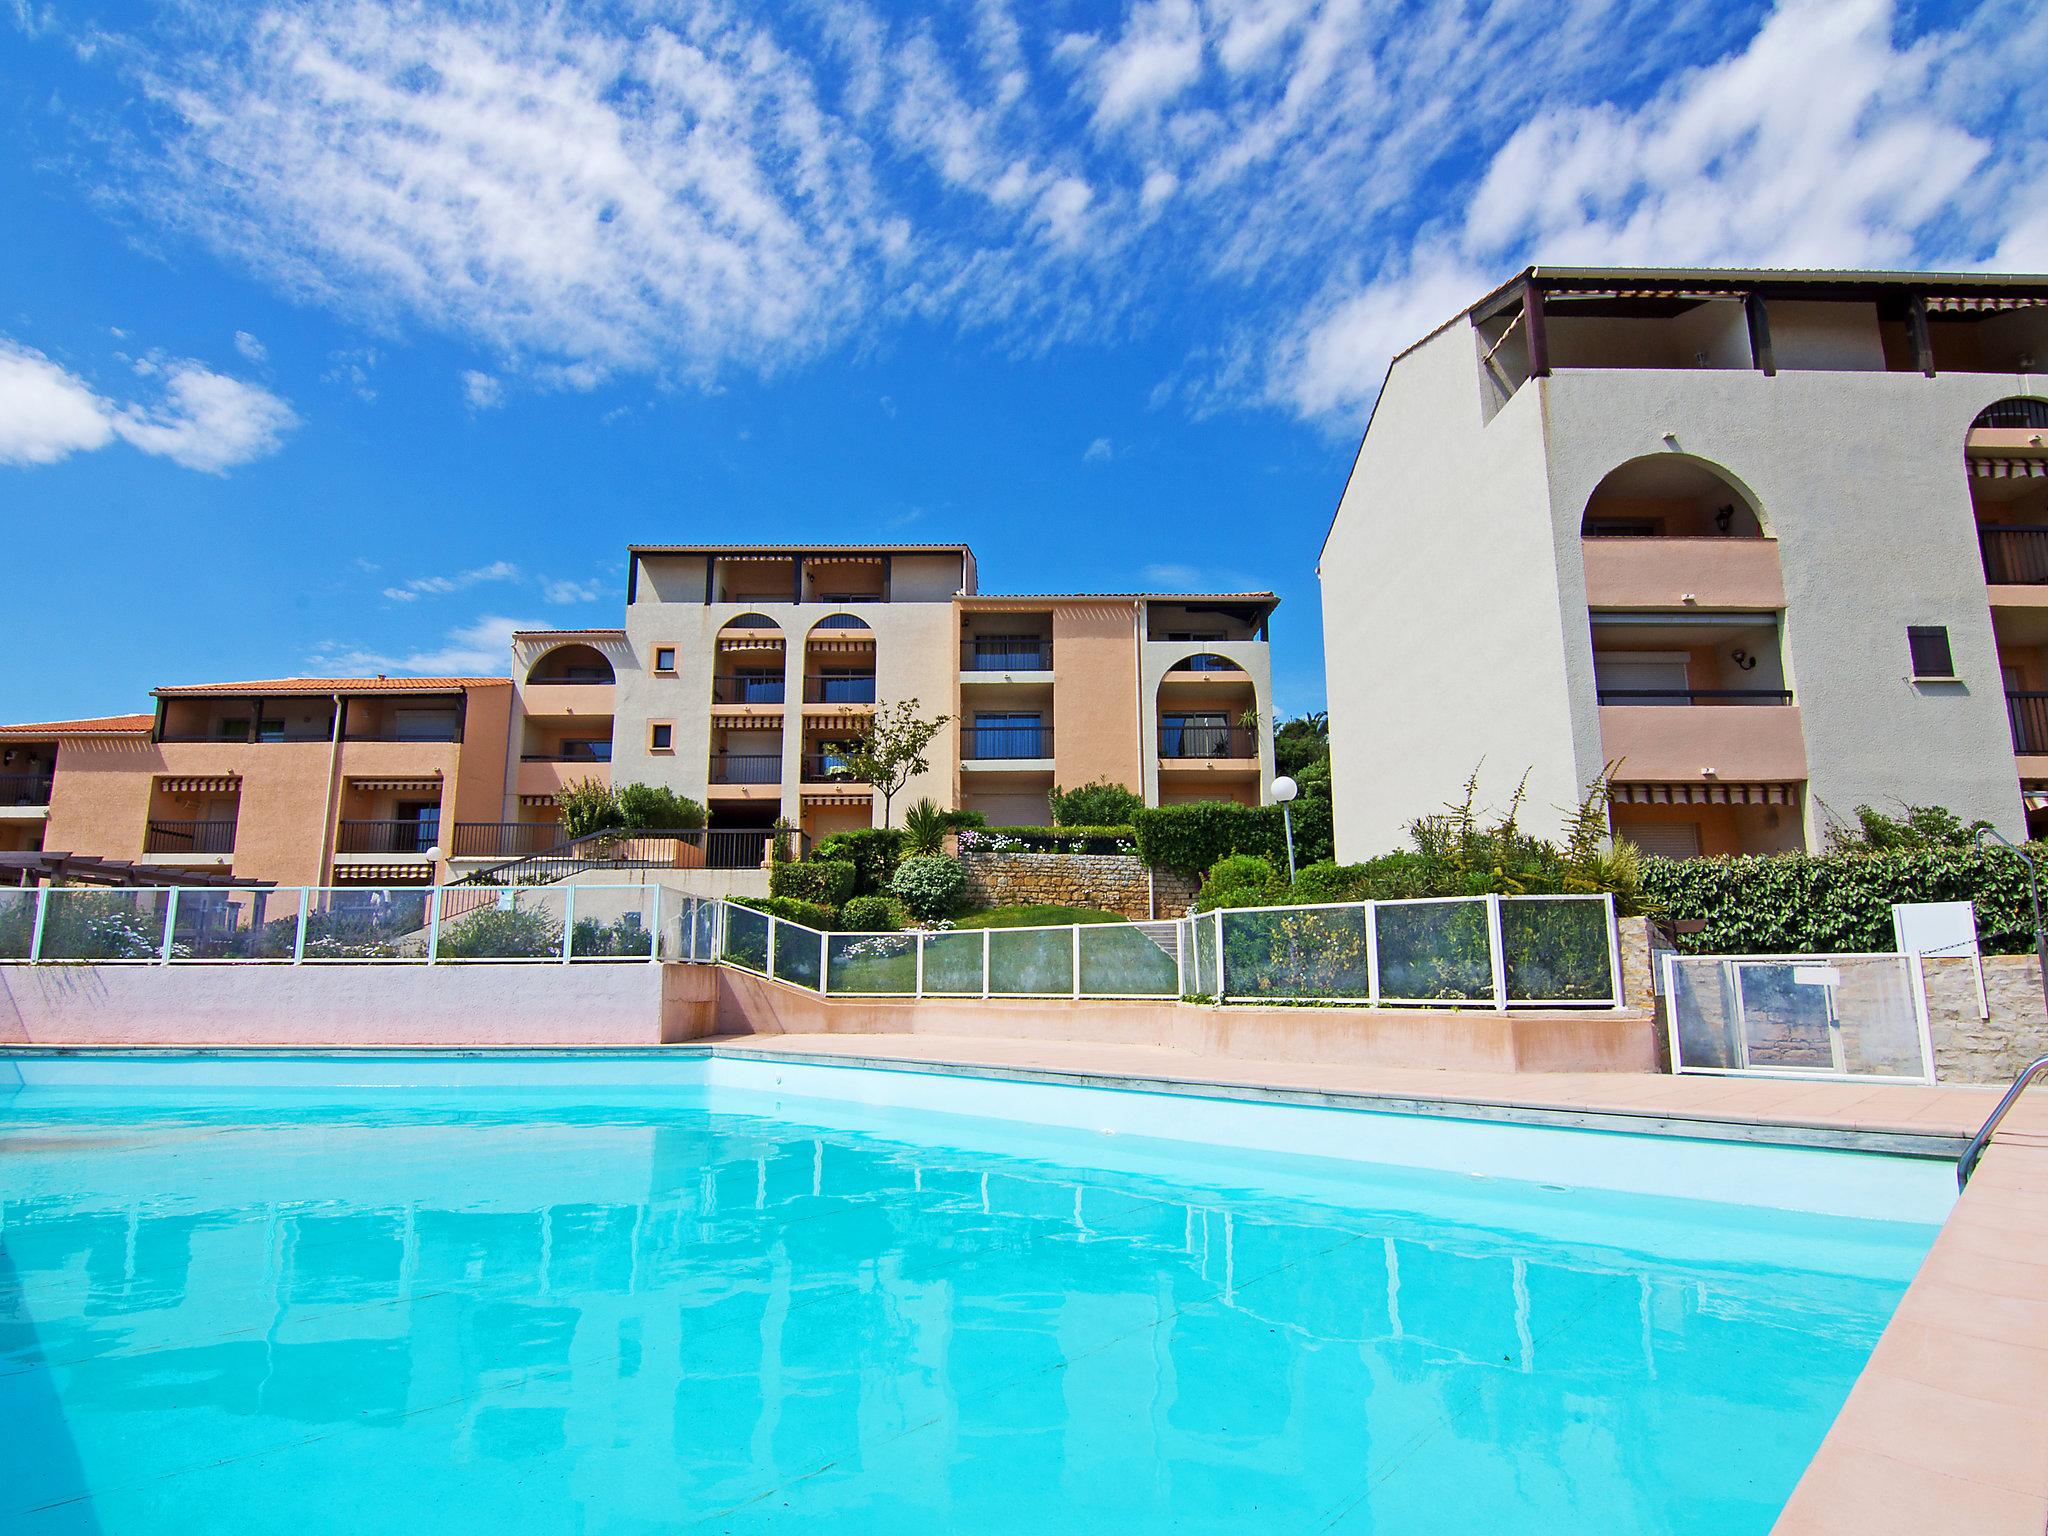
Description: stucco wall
xmin=1051 ymin=601 xmax=1143 ymax=791
xmin=1320 ymin=324 xmax=1576 ymax=857
xmin=0 ymin=961 xmax=716 ymax=1046
xmin=957 ymin=851 xmax=1201 ymax=920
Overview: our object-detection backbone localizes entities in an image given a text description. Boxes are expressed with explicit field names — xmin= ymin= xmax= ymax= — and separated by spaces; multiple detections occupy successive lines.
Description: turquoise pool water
xmin=1 ymin=1055 xmax=1940 ymax=1533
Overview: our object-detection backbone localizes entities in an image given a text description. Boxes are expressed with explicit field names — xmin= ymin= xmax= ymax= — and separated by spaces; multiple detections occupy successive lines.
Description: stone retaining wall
xmin=957 ymin=851 xmax=1201 ymax=921
xmin=1922 ymin=953 xmax=2048 ymax=1083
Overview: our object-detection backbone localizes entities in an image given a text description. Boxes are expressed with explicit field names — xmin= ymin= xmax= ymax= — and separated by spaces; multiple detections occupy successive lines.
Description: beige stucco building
xmin=1319 ymin=266 xmax=2048 ymax=860
xmin=2 ymin=543 xmax=1278 ymax=884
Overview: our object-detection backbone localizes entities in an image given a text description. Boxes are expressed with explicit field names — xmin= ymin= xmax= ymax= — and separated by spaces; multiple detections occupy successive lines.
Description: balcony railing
xmin=711 ymin=677 xmax=787 ymax=705
xmin=963 ymin=641 xmax=1053 ymax=672
xmin=2010 ymin=692 xmax=2048 ymax=755
xmin=448 ymin=822 xmax=565 ymax=859
xmin=804 ymin=675 xmax=877 ymax=704
xmin=1981 ymin=527 xmax=2048 ymax=586
xmin=157 ymin=727 xmax=337 ymax=744
xmin=1978 ymin=401 xmax=2048 ymax=430
xmin=0 ymin=773 xmax=53 ymax=807
xmin=709 ymin=753 xmax=782 ymax=785
xmin=1595 ymin=688 xmax=1794 ymax=705
xmin=801 ymin=753 xmax=869 ymax=784
xmin=1159 ymin=725 xmax=1258 ymax=759
xmin=525 ymin=671 xmax=614 ymax=685
xmin=522 ymin=746 xmax=612 ymax=763
xmin=963 ymin=726 xmax=1052 ymax=761
xmin=144 ymin=819 xmax=237 ymax=855
xmin=335 ymin=819 xmax=440 ymax=855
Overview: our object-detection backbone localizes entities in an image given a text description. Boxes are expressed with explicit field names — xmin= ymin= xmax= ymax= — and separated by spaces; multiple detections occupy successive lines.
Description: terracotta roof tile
xmin=0 ymin=713 xmax=154 ymax=738
xmin=152 ymin=676 xmax=510 ymax=698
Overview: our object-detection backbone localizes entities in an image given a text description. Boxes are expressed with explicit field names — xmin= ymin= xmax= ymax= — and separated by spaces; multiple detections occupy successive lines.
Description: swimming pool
xmin=1 ymin=1052 xmax=1947 ymax=1533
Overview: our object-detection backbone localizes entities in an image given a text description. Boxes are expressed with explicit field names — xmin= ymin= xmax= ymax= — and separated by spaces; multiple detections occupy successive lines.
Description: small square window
xmin=648 ymin=722 xmax=674 ymax=753
xmin=652 ymin=645 xmax=677 ymax=674
xmin=1907 ymin=626 xmax=1955 ymax=679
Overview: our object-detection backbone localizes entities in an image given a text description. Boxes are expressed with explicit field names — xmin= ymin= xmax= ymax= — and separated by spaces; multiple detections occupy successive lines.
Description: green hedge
xmin=1133 ymin=798 xmax=1334 ymax=876
xmin=1641 ymin=845 xmax=2047 ymax=955
xmin=770 ymin=858 xmax=857 ymax=907
xmin=959 ymin=825 xmax=1136 ymax=855
xmin=811 ymin=829 xmax=905 ymax=896
xmin=734 ymin=895 xmax=838 ymax=930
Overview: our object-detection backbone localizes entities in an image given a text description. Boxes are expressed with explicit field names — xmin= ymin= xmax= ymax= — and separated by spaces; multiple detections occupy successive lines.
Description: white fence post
xmin=562 ymin=886 xmax=576 ymax=963
xmin=1363 ymin=900 xmax=1380 ymax=1007
xmin=1212 ymin=910 xmax=1227 ymax=1000
xmin=1071 ymin=924 xmax=1082 ymax=999
xmin=293 ymin=887 xmax=309 ymax=964
xmin=767 ymin=916 xmax=779 ymax=980
xmin=981 ymin=928 xmax=991 ymax=999
xmin=820 ymin=928 xmax=832 ymax=994
xmin=914 ymin=931 xmax=926 ymax=998
xmin=28 ymin=886 xmax=48 ymax=962
xmin=427 ymin=885 xmax=443 ymax=965
xmin=1486 ymin=895 xmax=1509 ymax=1011
xmin=159 ymin=888 xmax=180 ymax=964
xmin=648 ymin=884 xmax=662 ymax=964
xmin=1174 ymin=918 xmax=1188 ymax=997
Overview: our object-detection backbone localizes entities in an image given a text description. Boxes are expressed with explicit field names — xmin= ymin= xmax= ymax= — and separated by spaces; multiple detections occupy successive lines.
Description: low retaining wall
xmin=713 ymin=969 xmax=1661 ymax=1073
xmin=957 ymin=851 xmax=1200 ymax=921
xmin=1922 ymin=953 xmax=2048 ymax=1083
xmin=0 ymin=962 xmax=718 ymax=1048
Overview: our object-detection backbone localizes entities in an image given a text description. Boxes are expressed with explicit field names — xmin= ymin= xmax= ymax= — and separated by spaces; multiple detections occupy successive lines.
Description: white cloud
xmin=1139 ymin=562 xmax=1204 ymax=589
xmin=311 ymin=614 xmax=532 ymax=676
xmin=381 ymin=559 xmax=521 ymax=603
xmin=0 ymin=340 xmax=116 ymax=466
xmin=461 ymin=370 xmax=504 ymax=410
xmin=114 ymin=357 xmax=300 ymax=473
xmin=233 ymin=329 xmax=267 ymax=363
xmin=1087 ymin=0 xmax=1206 ymax=130
xmin=1083 ymin=436 xmax=1113 ymax=462
xmin=0 ymin=336 xmax=294 ymax=473
xmin=542 ymin=576 xmax=604 ymax=603
xmin=322 ymin=347 xmax=379 ymax=402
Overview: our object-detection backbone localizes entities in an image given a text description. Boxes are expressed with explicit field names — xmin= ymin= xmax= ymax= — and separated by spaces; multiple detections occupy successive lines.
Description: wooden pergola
xmin=0 ymin=853 xmax=273 ymax=889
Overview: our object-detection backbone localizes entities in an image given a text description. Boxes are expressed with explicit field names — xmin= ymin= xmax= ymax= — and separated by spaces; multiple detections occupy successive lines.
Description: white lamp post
xmin=1271 ymin=775 xmax=1299 ymax=882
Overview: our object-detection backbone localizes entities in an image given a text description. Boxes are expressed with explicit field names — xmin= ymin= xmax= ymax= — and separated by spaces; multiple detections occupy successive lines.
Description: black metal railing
xmin=962 ymin=726 xmax=1052 ymax=760
xmin=1595 ymin=688 xmax=1794 ymax=705
xmin=525 ymin=671 xmax=614 ymax=685
xmin=804 ymin=675 xmax=877 ymax=704
xmin=144 ymin=818 xmax=237 ymax=854
xmin=1981 ymin=526 xmax=2048 ymax=585
xmin=801 ymin=753 xmax=869 ymax=784
xmin=0 ymin=773 xmax=53 ymax=806
xmin=448 ymin=822 xmax=565 ymax=859
xmin=963 ymin=641 xmax=1053 ymax=672
xmin=711 ymin=676 xmax=787 ymax=704
xmin=2010 ymin=692 xmax=2048 ymax=754
xmin=709 ymin=753 xmax=782 ymax=784
xmin=1158 ymin=725 xmax=1259 ymax=759
xmin=1163 ymin=654 xmax=1246 ymax=675
xmin=342 ymin=728 xmax=462 ymax=743
xmin=1976 ymin=400 xmax=2048 ymax=430
xmin=521 ymin=745 xmax=612 ymax=763
xmin=335 ymin=819 xmax=440 ymax=855
xmin=157 ymin=727 xmax=338 ymax=743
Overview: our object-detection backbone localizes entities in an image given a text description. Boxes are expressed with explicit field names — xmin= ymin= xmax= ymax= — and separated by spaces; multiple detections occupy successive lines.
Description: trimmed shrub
xmin=1196 ymin=853 xmax=1287 ymax=913
xmin=813 ymin=827 xmax=906 ymax=896
xmin=1049 ymin=779 xmax=1143 ymax=827
xmin=616 ymin=782 xmax=706 ymax=830
xmin=770 ymin=858 xmax=857 ymax=908
xmin=1134 ymin=801 xmax=1283 ymax=876
xmin=1640 ymin=844 xmax=2047 ymax=955
xmin=735 ymin=895 xmax=837 ymax=930
xmin=1285 ymin=854 xmax=1436 ymax=906
xmin=891 ymin=855 xmax=968 ymax=921
xmin=840 ymin=894 xmax=908 ymax=932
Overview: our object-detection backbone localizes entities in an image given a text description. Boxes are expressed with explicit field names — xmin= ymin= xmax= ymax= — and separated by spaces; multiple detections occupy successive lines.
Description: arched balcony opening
xmin=803 ymin=616 xmax=876 ymax=705
xmin=524 ymin=643 xmax=615 ymax=686
xmin=1156 ymin=655 xmax=1260 ymax=804
xmin=1580 ymin=455 xmax=1767 ymax=539
xmin=711 ymin=614 xmax=786 ymax=706
xmin=1970 ymin=396 xmax=2048 ymax=586
xmin=1579 ymin=455 xmax=1782 ymax=610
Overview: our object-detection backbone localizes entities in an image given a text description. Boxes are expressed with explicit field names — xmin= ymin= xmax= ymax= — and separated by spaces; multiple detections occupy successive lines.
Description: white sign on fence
xmin=1892 ymin=900 xmax=1987 ymax=1020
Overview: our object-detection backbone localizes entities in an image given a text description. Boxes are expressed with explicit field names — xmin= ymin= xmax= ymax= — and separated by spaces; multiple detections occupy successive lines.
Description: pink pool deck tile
xmin=708 ymin=1032 xmax=2048 ymax=1536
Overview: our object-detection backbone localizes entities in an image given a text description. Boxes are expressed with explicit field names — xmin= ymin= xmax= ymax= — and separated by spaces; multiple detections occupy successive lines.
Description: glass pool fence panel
xmin=771 ymin=916 xmax=826 ymax=990
xmin=920 ymin=930 xmax=987 ymax=995
xmin=0 ymin=888 xmax=42 ymax=959
xmin=434 ymin=887 xmax=573 ymax=962
xmin=562 ymin=886 xmax=658 ymax=961
xmin=1077 ymin=921 xmax=1184 ymax=997
xmin=300 ymin=888 xmax=432 ymax=962
xmin=169 ymin=888 xmax=303 ymax=961
xmin=32 ymin=887 xmax=174 ymax=962
xmin=825 ymin=932 xmax=920 ymax=995
xmin=720 ymin=902 xmax=770 ymax=973
xmin=1216 ymin=904 xmax=1374 ymax=1003
xmin=987 ymin=925 xmax=1076 ymax=996
xmin=1188 ymin=911 xmax=1220 ymax=998
xmin=662 ymin=895 xmax=719 ymax=963
xmin=1374 ymin=898 xmax=1497 ymax=1006
xmin=1499 ymin=895 xmax=1620 ymax=1005
xmin=1664 ymin=953 xmax=1933 ymax=1082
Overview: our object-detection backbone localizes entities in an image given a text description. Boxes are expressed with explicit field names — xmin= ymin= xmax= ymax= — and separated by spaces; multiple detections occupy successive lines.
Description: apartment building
xmin=1 ymin=544 xmax=1278 ymax=881
xmin=1319 ymin=265 xmax=2048 ymax=861
xmin=1 ymin=679 xmax=512 ymax=886
xmin=603 ymin=544 xmax=1278 ymax=841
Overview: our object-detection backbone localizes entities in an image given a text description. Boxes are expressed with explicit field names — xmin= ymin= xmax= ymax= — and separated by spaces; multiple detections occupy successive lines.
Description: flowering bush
xmin=889 ymin=855 xmax=967 ymax=921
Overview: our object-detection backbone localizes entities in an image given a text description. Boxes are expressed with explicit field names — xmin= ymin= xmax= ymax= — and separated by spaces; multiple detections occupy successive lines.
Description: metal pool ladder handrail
xmin=1957 ymin=1052 xmax=2048 ymax=1190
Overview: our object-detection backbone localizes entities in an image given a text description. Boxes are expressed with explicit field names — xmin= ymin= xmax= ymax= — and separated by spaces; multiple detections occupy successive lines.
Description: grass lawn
xmin=949 ymin=904 xmax=1127 ymax=929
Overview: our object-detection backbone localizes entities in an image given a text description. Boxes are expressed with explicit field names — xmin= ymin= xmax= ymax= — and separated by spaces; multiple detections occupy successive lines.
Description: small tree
xmin=557 ymin=780 xmax=623 ymax=839
xmin=831 ymin=699 xmax=949 ymax=827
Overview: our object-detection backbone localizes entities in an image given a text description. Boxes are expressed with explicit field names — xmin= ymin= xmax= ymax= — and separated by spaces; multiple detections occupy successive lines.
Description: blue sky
xmin=3 ymin=0 xmax=2044 ymax=727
